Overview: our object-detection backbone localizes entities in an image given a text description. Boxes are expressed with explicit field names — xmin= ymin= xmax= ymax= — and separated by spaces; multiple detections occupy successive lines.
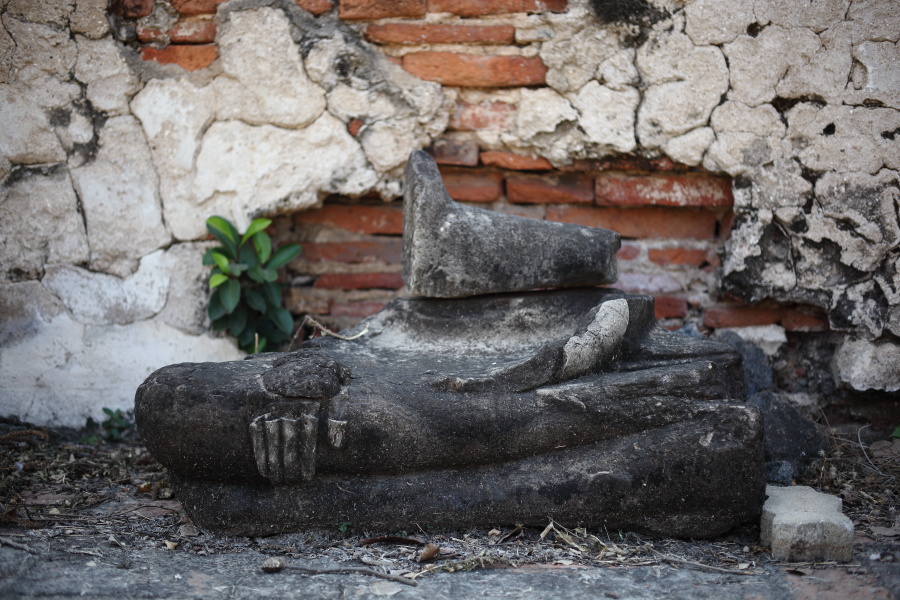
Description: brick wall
xmin=111 ymin=0 xmax=832 ymax=337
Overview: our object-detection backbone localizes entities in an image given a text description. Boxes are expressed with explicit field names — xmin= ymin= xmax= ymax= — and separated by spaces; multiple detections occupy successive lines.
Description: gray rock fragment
xmin=402 ymin=151 xmax=620 ymax=298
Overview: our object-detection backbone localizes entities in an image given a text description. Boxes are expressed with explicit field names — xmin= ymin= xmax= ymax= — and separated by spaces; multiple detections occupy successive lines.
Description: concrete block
xmin=761 ymin=485 xmax=854 ymax=562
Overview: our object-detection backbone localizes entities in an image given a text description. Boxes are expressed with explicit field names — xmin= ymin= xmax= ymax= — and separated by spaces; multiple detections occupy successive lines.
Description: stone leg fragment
xmin=761 ymin=485 xmax=854 ymax=562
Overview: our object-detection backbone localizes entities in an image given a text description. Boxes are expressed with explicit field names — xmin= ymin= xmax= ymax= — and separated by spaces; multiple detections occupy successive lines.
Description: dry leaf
xmin=179 ymin=524 xmax=199 ymax=537
xmin=164 ymin=541 xmax=178 ymax=550
xmin=488 ymin=529 xmax=501 ymax=536
xmin=416 ymin=543 xmax=440 ymax=563
xmin=871 ymin=526 xmax=900 ymax=537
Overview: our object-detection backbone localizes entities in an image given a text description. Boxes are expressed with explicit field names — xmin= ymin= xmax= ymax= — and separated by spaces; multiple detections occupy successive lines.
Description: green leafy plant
xmin=203 ymin=216 xmax=302 ymax=353
xmin=82 ymin=408 xmax=133 ymax=444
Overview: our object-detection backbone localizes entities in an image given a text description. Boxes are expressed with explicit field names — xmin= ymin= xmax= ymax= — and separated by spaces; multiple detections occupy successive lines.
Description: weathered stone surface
xmin=136 ymin=288 xmax=762 ymax=537
xmin=636 ymin=30 xmax=728 ymax=149
xmin=665 ymin=127 xmax=715 ymax=167
xmin=833 ymin=337 xmax=900 ymax=392
xmin=2 ymin=15 xmax=77 ymax=81
xmin=0 ymin=84 xmax=66 ymax=164
xmin=71 ymin=0 xmax=110 ymax=39
xmin=724 ymin=26 xmax=821 ymax=108
xmin=212 ymin=8 xmax=325 ymax=128
xmin=848 ymin=40 xmax=900 ymax=108
xmin=73 ymin=35 xmax=141 ymax=116
xmin=747 ymin=391 xmax=826 ymax=482
xmin=70 ymin=115 xmax=170 ymax=277
xmin=0 ymin=167 xmax=89 ymax=280
xmin=0 ymin=280 xmax=66 ymax=346
xmin=157 ymin=242 xmax=214 ymax=336
xmin=755 ymin=0 xmax=849 ymax=32
xmin=569 ymin=81 xmax=638 ymax=153
xmin=706 ymin=102 xmax=785 ymax=176
xmin=42 ymin=251 xmax=169 ymax=326
xmin=776 ymin=24 xmax=852 ymax=105
xmin=684 ymin=0 xmax=753 ymax=45
xmin=761 ymin=485 xmax=854 ymax=562
xmin=5 ymin=0 xmax=74 ymax=30
xmin=516 ymin=87 xmax=578 ymax=139
xmin=402 ymin=151 xmax=619 ymax=297
xmin=192 ymin=114 xmax=376 ymax=228
xmin=540 ymin=24 xmax=621 ymax=94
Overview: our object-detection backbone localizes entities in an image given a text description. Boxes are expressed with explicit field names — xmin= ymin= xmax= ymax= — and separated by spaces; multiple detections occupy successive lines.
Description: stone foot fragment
xmin=249 ymin=411 xmax=318 ymax=484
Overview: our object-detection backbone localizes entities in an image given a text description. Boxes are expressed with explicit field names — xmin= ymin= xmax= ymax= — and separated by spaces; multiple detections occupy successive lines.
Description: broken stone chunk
xmin=402 ymin=150 xmax=620 ymax=298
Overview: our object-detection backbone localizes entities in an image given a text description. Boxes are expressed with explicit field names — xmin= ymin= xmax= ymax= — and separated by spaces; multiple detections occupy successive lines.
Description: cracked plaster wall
xmin=0 ymin=0 xmax=898 ymax=427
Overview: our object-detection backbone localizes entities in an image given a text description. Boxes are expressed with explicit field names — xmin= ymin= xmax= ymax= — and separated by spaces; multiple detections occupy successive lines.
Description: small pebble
xmin=261 ymin=557 xmax=285 ymax=573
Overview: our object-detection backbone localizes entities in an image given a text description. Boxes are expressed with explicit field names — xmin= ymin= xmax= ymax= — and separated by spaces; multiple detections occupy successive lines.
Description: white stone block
xmin=71 ymin=115 xmax=171 ymax=276
xmin=761 ymin=485 xmax=854 ymax=562
xmin=0 ymin=84 xmax=66 ymax=163
xmin=569 ymin=81 xmax=638 ymax=153
xmin=833 ymin=337 xmax=900 ymax=392
xmin=74 ymin=35 xmax=141 ymax=116
xmin=0 ymin=167 xmax=89 ymax=278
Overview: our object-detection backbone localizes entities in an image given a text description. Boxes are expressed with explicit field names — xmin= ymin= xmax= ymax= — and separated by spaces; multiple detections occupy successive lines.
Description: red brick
xmin=347 ymin=119 xmax=364 ymax=137
xmin=297 ymin=0 xmax=334 ymax=15
xmin=366 ymin=23 xmax=515 ymax=45
xmin=507 ymin=174 xmax=593 ymax=204
xmin=340 ymin=0 xmax=426 ymax=19
xmin=110 ymin=0 xmax=154 ymax=18
xmin=403 ymin=52 xmax=547 ymax=87
xmin=169 ymin=0 xmax=226 ymax=15
xmin=427 ymin=0 xmax=567 ymax=16
xmin=616 ymin=244 xmax=640 ymax=261
xmin=702 ymin=305 xmax=782 ymax=329
xmin=781 ymin=308 xmax=829 ymax=332
xmin=314 ymin=273 xmax=404 ymax=290
xmin=137 ymin=25 xmax=167 ymax=43
xmin=559 ymin=155 xmax=685 ymax=172
xmin=294 ymin=204 xmax=403 ymax=234
xmin=168 ymin=18 xmax=216 ymax=44
xmin=596 ymin=173 xmax=734 ymax=208
xmin=545 ymin=206 xmax=719 ymax=239
xmin=302 ymin=241 xmax=403 ymax=264
xmin=140 ymin=45 xmax=218 ymax=71
xmin=431 ymin=139 xmax=479 ymax=166
xmin=438 ymin=167 xmax=503 ymax=202
xmin=480 ymin=151 xmax=553 ymax=171
xmin=448 ymin=101 xmax=516 ymax=131
xmin=329 ymin=300 xmax=387 ymax=317
xmin=654 ymin=295 xmax=688 ymax=319
xmin=648 ymin=247 xmax=710 ymax=267
xmin=718 ymin=211 xmax=735 ymax=239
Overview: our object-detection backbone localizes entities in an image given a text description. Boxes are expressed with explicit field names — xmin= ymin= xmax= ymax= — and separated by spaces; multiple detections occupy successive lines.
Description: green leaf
xmin=254 ymin=231 xmax=272 ymax=264
xmin=891 ymin=426 xmax=900 ymax=439
xmin=220 ymin=279 xmax=241 ymax=314
xmin=267 ymin=244 xmax=302 ymax=269
xmin=208 ymin=290 xmax=227 ymax=321
xmin=269 ymin=307 xmax=294 ymax=335
xmin=209 ymin=273 xmax=229 ymax=288
xmin=241 ymin=218 xmax=272 ymax=245
xmin=206 ymin=217 xmax=238 ymax=258
xmin=229 ymin=305 xmax=248 ymax=336
xmin=245 ymin=288 xmax=267 ymax=313
xmin=262 ymin=267 xmax=279 ymax=282
xmin=239 ymin=243 xmax=260 ymax=269
xmin=211 ymin=315 xmax=229 ymax=331
xmin=262 ymin=282 xmax=282 ymax=308
xmin=238 ymin=326 xmax=257 ymax=350
xmin=247 ymin=265 xmax=266 ymax=283
xmin=211 ymin=251 xmax=230 ymax=273
xmin=202 ymin=247 xmax=226 ymax=266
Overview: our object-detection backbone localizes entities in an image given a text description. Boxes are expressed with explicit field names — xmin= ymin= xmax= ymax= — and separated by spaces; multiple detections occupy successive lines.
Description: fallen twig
xmin=650 ymin=548 xmax=761 ymax=575
xmin=302 ymin=316 xmax=369 ymax=342
xmin=0 ymin=429 xmax=49 ymax=444
xmin=261 ymin=557 xmax=416 ymax=587
xmin=0 ymin=536 xmax=41 ymax=554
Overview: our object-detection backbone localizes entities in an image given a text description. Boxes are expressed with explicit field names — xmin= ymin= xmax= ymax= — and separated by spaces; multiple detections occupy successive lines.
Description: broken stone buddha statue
xmin=135 ymin=151 xmax=765 ymax=538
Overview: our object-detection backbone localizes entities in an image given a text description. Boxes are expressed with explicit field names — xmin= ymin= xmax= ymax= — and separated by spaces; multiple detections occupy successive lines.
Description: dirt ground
xmin=1 ymin=417 xmax=899 ymax=599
